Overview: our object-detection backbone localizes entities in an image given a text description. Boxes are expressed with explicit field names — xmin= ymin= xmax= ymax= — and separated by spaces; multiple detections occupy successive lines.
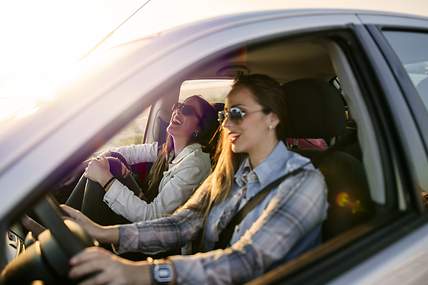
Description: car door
xmin=320 ymin=14 xmax=428 ymax=285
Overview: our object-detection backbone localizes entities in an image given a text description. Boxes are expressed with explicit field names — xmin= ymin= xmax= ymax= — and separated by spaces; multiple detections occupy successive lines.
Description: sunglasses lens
xmin=172 ymin=103 xmax=199 ymax=118
xmin=181 ymin=105 xmax=195 ymax=116
xmin=229 ymin=107 xmax=245 ymax=120
xmin=218 ymin=108 xmax=245 ymax=124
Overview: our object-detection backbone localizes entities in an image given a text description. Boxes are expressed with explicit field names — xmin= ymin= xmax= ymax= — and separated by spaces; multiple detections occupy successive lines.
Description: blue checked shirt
xmin=118 ymin=142 xmax=328 ymax=284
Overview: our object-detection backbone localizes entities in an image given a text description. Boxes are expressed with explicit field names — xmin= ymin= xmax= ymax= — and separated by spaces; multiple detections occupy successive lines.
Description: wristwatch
xmin=152 ymin=260 xmax=175 ymax=285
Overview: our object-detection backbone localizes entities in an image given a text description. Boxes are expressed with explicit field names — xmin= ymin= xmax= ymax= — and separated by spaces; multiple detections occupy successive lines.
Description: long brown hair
xmin=144 ymin=95 xmax=219 ymax=201
xmin=186 ymin=74 xmax=286 ymax=211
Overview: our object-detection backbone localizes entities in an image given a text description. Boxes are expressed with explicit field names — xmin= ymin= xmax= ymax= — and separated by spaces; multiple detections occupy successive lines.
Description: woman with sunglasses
xmin=65 ymin=95 xmax=219 ymax=226
xmin=63 ymin=74 xmax=328 ymax=284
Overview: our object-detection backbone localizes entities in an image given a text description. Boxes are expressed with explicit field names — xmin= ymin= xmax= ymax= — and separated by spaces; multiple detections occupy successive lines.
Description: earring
xmin=192 ymin=130 xmax=199 ymax=138
xmin=269 ymin=125 xmax=273 ymax=130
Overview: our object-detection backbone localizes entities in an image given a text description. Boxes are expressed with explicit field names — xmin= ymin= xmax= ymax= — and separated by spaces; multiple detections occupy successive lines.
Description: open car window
xmin=99 ymin=107 xmax=151 ymax=152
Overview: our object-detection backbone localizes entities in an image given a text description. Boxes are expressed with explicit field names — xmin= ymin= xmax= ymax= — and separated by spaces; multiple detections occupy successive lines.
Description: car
xmin=1 ymin=8 xmax=428 ymax=285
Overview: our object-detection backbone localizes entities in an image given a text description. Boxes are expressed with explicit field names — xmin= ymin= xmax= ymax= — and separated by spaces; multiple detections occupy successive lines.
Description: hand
xmin=98 ymin=150 xmax=112 ymax=158
xmin=21 ymin=215 xmax=46 ymax=237
xmin=61 ymin=205 xmax=119 ymax=244
xmin=91 ymin=150 xmax=112 ymax=160
xmin=85 ymin=157 xmax=113 ymax=186
xmin=69 ymin=247 xmax=152 ymax=285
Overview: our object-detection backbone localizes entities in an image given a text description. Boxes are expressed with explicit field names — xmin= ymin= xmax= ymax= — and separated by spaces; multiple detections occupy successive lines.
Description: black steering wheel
xmin=1 ymin=195 xmax=95 ymax=284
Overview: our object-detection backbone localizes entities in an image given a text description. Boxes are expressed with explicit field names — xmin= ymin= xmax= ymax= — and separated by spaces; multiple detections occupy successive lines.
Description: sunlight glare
xmin=0 ymin=0 xmax=140 ymax=123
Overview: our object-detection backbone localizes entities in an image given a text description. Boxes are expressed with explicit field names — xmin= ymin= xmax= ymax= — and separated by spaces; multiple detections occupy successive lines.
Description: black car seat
xmin=282 ymin=78 xmax=374 ymax=240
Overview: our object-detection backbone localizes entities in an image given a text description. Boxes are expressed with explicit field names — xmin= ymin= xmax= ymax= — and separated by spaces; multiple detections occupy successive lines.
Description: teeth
xmin=173 ymin=118 xmax=182 ymax=125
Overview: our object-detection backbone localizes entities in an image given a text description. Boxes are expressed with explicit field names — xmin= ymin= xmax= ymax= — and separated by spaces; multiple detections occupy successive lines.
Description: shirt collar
xmin=253 ymin=141 xmax=291 ymax=187
xmin=234 ymin=141 xmax=311 ymax=188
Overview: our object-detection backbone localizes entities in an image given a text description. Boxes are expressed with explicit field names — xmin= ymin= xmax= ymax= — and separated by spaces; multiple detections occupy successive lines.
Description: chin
xmin=231 ymin=143 xmax=245 ymax=154
xmin=166 ymin=125 xmax=176 ymax=135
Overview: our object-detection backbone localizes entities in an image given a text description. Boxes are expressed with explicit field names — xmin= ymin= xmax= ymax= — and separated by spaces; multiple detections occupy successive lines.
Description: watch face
xmin=153 ymin=263 xmax=174 ymax=284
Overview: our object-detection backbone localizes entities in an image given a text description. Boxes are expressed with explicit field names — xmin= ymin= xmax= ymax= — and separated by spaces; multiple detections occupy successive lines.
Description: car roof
xmin=101 ymin=2 xmax=428 ymax=48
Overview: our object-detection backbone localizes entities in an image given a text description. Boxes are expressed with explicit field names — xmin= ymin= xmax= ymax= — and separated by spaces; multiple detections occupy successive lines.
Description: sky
xmin=0 ymin=0 xmax=428 ymax=121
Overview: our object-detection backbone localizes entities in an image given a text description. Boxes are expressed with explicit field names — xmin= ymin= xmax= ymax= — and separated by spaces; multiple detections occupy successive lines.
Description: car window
xmin=98 ymin=106 xmax=151 ymax=152
xmin=383 ymin=31 xmax=428 ymax=112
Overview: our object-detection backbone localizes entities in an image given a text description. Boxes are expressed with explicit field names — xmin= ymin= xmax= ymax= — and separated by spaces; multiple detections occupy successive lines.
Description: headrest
xmin=282 ymin=78 xmax=346 ymax=139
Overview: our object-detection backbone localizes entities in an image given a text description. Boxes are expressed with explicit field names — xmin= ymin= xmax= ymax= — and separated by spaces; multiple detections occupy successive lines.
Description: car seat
xmin=282 ymin=78 xmax=374 ymax=240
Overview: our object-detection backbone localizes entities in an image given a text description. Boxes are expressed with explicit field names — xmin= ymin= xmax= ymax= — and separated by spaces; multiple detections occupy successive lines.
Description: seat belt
xmin=214 ymin=163 xmax=309 ymax=249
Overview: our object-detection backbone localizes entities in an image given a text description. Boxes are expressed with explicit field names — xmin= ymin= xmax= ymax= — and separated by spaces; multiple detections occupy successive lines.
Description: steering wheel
xmin=1 ymin=195 xmax=96 ymax=284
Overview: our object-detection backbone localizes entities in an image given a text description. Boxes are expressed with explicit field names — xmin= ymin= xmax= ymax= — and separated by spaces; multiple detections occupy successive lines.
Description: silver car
xmin=1 ymin=9 xmax=428 ymax=284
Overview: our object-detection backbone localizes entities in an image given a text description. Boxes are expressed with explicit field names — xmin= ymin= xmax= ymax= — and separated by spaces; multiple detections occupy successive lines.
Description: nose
xmin=222 ymin=115 xmax=233 ymax=129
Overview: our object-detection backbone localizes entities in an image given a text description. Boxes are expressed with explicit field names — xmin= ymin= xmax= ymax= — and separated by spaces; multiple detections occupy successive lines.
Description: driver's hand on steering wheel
xmin=61 ymin=205 xmax=119 ymax=245
xmin=69 ymin=247 xmax=152 ymax=285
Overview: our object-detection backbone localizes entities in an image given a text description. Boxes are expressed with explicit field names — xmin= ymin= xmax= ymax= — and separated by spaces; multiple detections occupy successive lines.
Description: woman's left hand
xmin=85 ymin=157 xmax=113 ymax=187
xmin=69 ymin=247 xmax=152 ymax=285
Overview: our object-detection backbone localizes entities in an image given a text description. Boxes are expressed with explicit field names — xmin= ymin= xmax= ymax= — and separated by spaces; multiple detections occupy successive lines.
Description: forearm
xmin=113 ymin=142 xmax=158 ymax=164
xmin=117 ymin=209 xmax=203 ymax=254
xmin=97 ymin=225 xmax=120 ymax=244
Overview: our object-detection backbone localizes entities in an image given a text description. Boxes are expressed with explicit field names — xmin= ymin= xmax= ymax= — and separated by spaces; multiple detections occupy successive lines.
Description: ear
xmin=267 ymin=112 xmax=280 ymax=129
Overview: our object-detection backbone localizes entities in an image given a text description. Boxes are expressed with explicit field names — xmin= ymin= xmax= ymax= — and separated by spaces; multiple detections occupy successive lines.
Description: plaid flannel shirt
xmin=118 ymin=142 xmax=328 ymax=284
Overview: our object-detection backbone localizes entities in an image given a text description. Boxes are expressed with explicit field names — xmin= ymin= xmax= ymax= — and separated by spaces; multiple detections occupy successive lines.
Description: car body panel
xmin=1 ymin=8 xmax=428 ymax=284
xmin=330 ymin=222 xmax=428 ymax=284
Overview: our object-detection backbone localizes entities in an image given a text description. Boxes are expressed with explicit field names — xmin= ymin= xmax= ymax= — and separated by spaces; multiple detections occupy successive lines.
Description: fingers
xmin=69 ymin=248 xmax=109 ymax=276
xmin=69 ymin=248 xmax=122 ymax=285
xmin=120 ymin=161 xmax=130 ymax=176
xmin=60 ymin=204 xmax=80 ymax=219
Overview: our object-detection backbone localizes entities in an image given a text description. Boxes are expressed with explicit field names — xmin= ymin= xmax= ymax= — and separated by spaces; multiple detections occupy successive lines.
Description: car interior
xmin=2 ymin=30 xmax=411 ymax=284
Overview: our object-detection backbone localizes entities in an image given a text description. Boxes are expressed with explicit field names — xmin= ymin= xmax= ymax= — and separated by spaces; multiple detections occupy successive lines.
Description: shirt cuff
xmin=169 ymin=255 xmax=206 ymax=284
xmin=117 ymin=224 xmax=139 ymax=253
xmin=103 ymin=180 xmax=122 ymax=206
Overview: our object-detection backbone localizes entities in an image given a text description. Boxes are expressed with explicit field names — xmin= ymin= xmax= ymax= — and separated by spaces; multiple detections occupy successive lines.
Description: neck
xmin=248 ymin=137 xmax=279 ymax=168
xmin=172 ymin=136 xmax=190 ymax=156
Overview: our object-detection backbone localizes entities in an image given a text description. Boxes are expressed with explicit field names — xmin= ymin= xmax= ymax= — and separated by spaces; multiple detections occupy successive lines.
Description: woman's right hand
xmin=60 ymin=205 xmax=119 ymax=244
xmin=94 ymin=150 xmax=112 ymax=159
xmin=69 ymin=247 xmax=152 ymax=285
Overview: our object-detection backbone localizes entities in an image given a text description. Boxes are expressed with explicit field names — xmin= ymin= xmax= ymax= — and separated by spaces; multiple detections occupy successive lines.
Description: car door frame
xmin=323 ymin=14 xmax=428 ymax=285
xmin=250 ymin=14 xmax=428 ymax=285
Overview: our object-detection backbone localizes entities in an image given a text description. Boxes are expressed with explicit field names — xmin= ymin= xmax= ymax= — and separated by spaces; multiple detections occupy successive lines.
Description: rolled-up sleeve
xmin=170 ymin=170 xmax=328 ymax=284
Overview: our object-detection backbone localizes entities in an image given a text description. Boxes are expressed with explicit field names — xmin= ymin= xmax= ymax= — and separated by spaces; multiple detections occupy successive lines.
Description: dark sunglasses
xmin=218 ymin=107 xmax=268 ymax=124
xmin=172 ymin=103 xmax=202 ymax=120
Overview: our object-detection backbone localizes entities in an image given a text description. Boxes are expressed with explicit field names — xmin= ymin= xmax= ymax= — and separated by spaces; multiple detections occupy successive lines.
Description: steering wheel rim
xmin=34 ymin=194 xmax=91 ymax=257
xmin=1 ymin=194 xmax=95 ymax=284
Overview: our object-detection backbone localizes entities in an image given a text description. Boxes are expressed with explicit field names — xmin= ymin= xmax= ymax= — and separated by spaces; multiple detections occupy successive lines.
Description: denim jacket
xmin=103 ymin=142 xmax=211 ymax=222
